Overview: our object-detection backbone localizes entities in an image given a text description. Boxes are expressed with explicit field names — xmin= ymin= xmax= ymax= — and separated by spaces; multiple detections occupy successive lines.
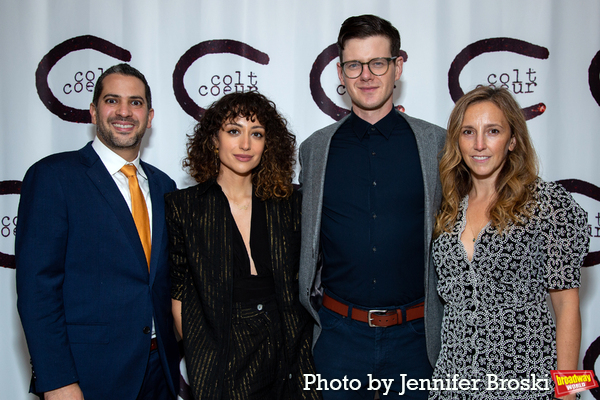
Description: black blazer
xmin=165 ymin=180 xmax=319 ymax=399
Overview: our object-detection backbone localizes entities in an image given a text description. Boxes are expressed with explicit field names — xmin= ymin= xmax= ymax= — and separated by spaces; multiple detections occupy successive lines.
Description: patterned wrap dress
xmin=429 ymin=180 xmax=589 ymax=400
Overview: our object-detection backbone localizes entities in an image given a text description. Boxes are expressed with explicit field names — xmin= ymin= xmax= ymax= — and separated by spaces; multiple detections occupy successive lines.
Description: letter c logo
xmin=557 ymin=179 xmax=600 ymax=267
xmin=35 ymin=35 xmax=132 ymax=123
xmin=172 ymin=39 xmax=269 ymax=121
xmin=0 ymin=180 xmax=21 ymax=269
xmin=448 ymin=37 xmax=549 ymax=120
xmin=589 ymin=50 xmax=600 ymax=107
xmin=582 ymin=335 xmax=600 ymax=399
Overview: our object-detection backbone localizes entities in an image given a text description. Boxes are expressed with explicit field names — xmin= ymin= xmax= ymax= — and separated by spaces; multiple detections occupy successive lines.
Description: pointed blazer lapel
xmin=300 ymin=116 xmax=347 ymax=257
xmin=80 ymin=143 xmax=150 ymax=274
xmin=146 ymin=162 xmax=164 ymax=285
xmin=401 ymin=112 xmax=444 ymax=247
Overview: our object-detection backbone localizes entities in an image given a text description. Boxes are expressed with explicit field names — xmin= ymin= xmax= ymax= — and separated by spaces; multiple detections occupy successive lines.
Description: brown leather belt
xmin=150 ymin=338 xmax=158 ymax=352
xmin=322 ymin=294 xmax=424 ymax=328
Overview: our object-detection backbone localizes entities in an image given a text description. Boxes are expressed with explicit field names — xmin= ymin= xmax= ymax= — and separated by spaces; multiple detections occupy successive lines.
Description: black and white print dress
xmin=429 ymin=180 xmax=589 ymax=400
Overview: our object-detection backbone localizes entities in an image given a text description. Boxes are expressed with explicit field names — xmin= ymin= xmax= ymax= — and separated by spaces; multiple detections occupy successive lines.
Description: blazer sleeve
xmin=15 ymin=161 xmax=79 ymax=393
xmin=164 ymin=192 xmax=188 ymax=301
xmin=298 ymin=142 xmax=306 ymax=190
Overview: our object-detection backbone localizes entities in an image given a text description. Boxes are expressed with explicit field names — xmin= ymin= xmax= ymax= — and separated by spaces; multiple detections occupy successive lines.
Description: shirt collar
xmin=350 ymin=107 xmax=400 ymax=140
xmin=92 ymin=138 xmax=146 ymax=180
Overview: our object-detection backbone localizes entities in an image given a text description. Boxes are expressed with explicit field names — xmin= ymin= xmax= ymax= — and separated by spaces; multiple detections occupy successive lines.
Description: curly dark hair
xmin=184 ymin=91 xmax=296 ymax=199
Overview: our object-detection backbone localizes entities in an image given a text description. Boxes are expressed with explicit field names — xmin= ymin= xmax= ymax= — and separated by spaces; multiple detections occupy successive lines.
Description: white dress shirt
xmin=92 ymin=138 xmax=153 ymax=238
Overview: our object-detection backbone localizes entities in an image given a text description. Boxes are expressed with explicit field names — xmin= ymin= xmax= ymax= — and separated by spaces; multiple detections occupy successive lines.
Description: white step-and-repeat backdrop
xmin=1 ymin=1 xmax=599 ymax=399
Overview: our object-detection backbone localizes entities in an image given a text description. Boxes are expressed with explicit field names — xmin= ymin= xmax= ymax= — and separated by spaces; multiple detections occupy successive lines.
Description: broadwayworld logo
xmin=551 ymin=370 xmax=599 ymax=397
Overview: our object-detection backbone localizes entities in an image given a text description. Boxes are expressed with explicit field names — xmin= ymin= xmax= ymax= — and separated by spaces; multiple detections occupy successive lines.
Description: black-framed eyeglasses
xmin=340 ymin=57 xmax=398 ymax=79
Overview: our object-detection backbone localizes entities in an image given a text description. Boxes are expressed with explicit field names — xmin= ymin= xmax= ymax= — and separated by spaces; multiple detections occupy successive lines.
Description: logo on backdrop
xmin=35 ymin=35 xmax=132 ymax=123
xmin=448 ymin=37 xmax=549 ymax=120
xmin=309 ymin=43 xmax=408 ymax=122
xmin=0 ymin=180 xmax=20 ymax=269
xmin=590 ymin=50 xmax=600 ymax=107
xmin=557 ymin=180 xmax=600 ymax=267
xmin=173 ymin=39 xmax=269 ymax=121
xmin=309 ymin=43 xmax=347 ymax=121
xmin=583 ymin=336 xmax=600 ymax=400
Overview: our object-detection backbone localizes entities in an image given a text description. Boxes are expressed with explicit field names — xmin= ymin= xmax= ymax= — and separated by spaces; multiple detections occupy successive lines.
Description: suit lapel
xmin=145 ymin=163 xmax=162 ymax=285
xmin=402 ymin=112 xmax=438 ymax=239
xmin=80 ymin=143 xmax=150 ymax=275
xmin=307 ymin=117 xmax=346 ymax=253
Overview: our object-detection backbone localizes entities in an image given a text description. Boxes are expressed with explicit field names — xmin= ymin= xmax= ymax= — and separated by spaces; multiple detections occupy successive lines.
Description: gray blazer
xmin=298 ymin=110 xmax=446 ymax=367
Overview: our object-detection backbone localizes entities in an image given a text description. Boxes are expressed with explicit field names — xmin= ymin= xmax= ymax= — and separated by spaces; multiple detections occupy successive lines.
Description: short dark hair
xmin=92 ymin=63 xmax=152 ymax=109
xmin=337 ymin=14 xmax=401 ymax=62
xmin=184 ymin=91 xmax=296 ymax=199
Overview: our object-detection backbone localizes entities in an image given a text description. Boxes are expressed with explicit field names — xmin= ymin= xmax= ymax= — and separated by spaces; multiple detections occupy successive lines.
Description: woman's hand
xmin=172 ymin=299 xmax=183 ymax=339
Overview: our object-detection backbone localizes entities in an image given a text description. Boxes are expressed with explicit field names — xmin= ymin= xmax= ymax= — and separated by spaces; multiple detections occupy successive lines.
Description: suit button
xmin=143 ymin=326 xmax=151 ymax=334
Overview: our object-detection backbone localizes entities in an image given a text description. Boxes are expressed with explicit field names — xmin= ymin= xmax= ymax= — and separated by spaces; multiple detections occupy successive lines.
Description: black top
xmin=320 ymin=108 xmax=425 ymax=307
xmin=232 ymin=191 xmax=275 ymax=302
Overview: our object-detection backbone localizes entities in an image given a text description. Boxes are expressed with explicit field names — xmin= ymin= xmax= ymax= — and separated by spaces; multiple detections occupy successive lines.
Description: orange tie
xmin=121 ymin=164 xmax=151 ymax=269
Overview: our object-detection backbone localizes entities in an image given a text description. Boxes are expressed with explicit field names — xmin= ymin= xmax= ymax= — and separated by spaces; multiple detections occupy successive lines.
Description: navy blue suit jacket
xmin=15 ymin=142 xmax=179 ymax=399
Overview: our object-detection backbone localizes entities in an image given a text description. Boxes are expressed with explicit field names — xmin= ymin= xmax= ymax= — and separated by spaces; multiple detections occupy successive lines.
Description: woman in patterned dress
xmin=429 ymin=86 xmax=589 ymax=400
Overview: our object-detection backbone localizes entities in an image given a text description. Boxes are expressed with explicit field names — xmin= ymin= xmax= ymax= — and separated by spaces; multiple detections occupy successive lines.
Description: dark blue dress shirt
xmin=320 ymin=108 xmax=425 ymax=307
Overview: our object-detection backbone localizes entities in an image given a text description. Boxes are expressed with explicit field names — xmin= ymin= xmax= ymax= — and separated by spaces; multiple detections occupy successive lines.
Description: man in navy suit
xmin=16 ymin=64 xmax=179 ymax=400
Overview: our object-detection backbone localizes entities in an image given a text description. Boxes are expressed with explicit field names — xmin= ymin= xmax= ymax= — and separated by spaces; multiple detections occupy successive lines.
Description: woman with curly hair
xmin=165 ymin=91 xmax=320 ymax=399
xmin=429 ymin=86 xmax=588 ymax=400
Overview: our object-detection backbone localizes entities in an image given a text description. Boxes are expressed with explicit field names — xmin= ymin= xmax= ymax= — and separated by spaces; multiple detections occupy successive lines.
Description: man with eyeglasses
xmin=299 ymin=14 xmax=445 ymax=399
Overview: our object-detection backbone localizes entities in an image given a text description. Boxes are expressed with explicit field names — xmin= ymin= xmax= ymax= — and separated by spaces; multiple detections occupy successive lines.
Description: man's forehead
xmin=101 ymin=74 xmax=145 ymax=94
xmin=341 ymin=36 xmax=392 ymax=58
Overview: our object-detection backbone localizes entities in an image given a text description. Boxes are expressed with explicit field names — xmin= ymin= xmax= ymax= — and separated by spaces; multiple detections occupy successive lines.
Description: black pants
xmin=222 ymin=298 xmax=285 ymax=400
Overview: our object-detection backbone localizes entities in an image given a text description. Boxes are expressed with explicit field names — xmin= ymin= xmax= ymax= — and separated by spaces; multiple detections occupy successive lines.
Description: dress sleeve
xmin=164 ymin=192 xmax=188 ymax=301
xmin=538 ymin=182 xmax=589 ymax=290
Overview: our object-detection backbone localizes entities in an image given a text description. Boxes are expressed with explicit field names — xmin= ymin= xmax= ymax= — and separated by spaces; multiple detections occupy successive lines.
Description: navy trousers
xmin=313 ymin=293 xmax=432 ymax=399
xmin=137 ymin=347 xmax=173 ymax=400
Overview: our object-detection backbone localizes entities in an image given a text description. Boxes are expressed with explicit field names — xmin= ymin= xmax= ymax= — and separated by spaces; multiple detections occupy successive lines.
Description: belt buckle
xmin=367 ymin=309 xmax=387 ymax=327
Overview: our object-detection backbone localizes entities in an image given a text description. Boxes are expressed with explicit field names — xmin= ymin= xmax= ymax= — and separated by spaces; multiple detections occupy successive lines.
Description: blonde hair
xmin=434 ymin=86 xmax=539 ymax=237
